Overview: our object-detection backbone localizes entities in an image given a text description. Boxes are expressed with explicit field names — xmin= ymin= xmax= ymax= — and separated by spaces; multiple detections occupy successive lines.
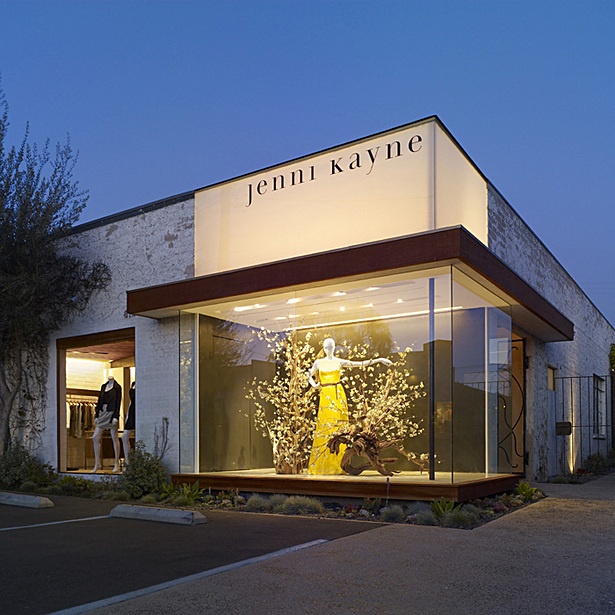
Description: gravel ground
xmin=87 ymin=474 xmax=615 ymax=615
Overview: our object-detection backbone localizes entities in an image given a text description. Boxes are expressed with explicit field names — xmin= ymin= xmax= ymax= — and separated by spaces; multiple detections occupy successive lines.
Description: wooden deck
xmin=170 ymin=470 xmax=521 ymax=503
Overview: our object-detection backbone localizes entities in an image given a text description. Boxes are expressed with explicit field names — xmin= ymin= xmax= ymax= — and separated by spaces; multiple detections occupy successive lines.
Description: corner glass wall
xmin=178 ymin=265 xmax=516 ymax=481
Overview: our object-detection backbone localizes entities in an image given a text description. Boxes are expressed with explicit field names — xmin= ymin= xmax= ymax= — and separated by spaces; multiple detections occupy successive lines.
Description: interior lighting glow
xmin=333 ymin=291 xmax=347 ymax=296
xmin=234 ymin=303 xmax=266 ymax=312
xmin=366 ymin=287 xmax=380 ymax=291
xmin=286 ymin=298 xmax=301 ymax=304
xmin=289 ymin=306 xmax=464 ymax=332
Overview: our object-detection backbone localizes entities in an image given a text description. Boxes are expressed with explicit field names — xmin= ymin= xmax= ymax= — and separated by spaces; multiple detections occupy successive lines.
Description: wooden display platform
xmin=170 ymin=470 xmax=520 ymax=503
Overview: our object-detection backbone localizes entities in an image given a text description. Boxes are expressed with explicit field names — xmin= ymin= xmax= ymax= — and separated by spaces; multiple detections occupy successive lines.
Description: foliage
xmin=379 ymin=505 xmax=406 ymax=523
xmin=610 ymin=344 xmax=615 ymax=372
xmin=0 ymin=85 xmax=110 ymax=452
xmin=327 ymin=348 xmax=424 ymax=476
xmin=246 ymin=330 xmax=317 ymax=474
xmin=0 ymin=443 xmax=56 ymax=488
xmin=430 ymin=497 xmax=461 ymax=518
xmin=515 ymin=479 xmax=539 ymax=501
xmin=361 ymin=497 xmax=382 ymax=516
xmin=411 ymin=509 xmax=439 ymax=526
xmin=405 ymin=501 xmax=431 ymax=515
xmin=441 ymin=508 xmax=480 ymax=529
xmin=584 ymin=452 xmax=608 ymax=475
xmin=279 ymin=495 xmax=325 ymax=515
xmin=245 ymin=493 xmax=273 ymax=512
xmin=169 ymin=481 xmax=204 ymax=505
xmin=116 ymin=441 xmax=168 ymax=498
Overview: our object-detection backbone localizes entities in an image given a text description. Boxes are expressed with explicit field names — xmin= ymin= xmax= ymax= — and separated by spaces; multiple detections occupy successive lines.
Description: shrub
xmin=173 ymin=482 xmax=204 ymax=505
xmin=461 ymin=503 xmax=482 ymax=517
xmin=140 ymin=493 xmax=160 ymax=504
xmin=20 ymin=480 xmax=38 ymax=492
xmin=269 ymin=494 xmax=289 ymax=512
xmin=585 ymin=453 xmax=608 ymax=475
xmin=430 ymin=497 xmax=461 ymax=518
xmin=412 ymin=510 xmax=438 ymax=526
xmin=379 ymin=505 xmax=406 ymax=523
xmin=245 ymin=494 xmax=272 ymax=512
xmin=55 ymin=475 xmax=98 ymax=496
xmin=550 ymin=475 xmax=571 ymax=484
xmin=406 ymin=501 xmax=431 ymax=515
xmin=441 ymin=509 xmax=479 ymax=529
xmin=0 ymin=444 xmax=56 ymax=489
xmin=280 ymin=495 xmax=324 ymax=515
xmin=515 ymin=480 xmax=538 ymax=502
xmin=361 ymin=498 xmax=382 ymax=516
xmin=116 ymin=441 xmax=168 ymax=499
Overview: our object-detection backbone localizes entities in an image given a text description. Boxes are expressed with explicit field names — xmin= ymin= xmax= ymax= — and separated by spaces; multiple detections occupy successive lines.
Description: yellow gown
xmin=308 ymin=362 xmax=348 ymax=475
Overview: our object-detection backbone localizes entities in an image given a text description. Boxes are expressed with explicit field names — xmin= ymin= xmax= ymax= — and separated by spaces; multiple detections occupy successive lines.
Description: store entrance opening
xmin=57 ymin=328 xmax=135 ymax=473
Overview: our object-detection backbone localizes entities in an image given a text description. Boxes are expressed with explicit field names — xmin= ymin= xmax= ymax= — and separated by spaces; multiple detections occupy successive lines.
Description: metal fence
xmin=554 ymin=374 xmax=613 ymax=475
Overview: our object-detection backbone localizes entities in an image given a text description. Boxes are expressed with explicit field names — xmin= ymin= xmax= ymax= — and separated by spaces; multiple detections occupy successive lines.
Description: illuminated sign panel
xmin=195 ymin=118 xmax=487 ymax=276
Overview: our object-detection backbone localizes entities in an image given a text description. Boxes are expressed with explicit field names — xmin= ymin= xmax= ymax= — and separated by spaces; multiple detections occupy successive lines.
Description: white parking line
xmin=0 ymin=515 xmax=109 ymax=532
xmin=48 ymin=538 xmax=329 ymax=614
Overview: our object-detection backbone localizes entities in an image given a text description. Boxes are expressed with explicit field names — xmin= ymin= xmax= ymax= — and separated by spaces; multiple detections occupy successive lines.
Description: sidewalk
xmin=86 ymin=475 xmax=615 ymax=615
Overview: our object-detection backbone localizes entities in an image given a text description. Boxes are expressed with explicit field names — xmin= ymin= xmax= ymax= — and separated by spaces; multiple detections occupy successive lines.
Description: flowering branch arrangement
xmin=327 ymin=348 xmax=424 ymax=476
xmin=245 ymin=330 xmax=317 ymax=474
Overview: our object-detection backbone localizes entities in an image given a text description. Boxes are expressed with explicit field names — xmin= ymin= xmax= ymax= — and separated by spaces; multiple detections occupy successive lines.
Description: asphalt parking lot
xmin=0 ymin=495 xmax=381 ymax=615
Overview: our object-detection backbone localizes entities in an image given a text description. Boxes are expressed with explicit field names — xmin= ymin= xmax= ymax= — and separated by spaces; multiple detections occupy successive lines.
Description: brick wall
xmin=45 ymin=196 xmax=195 ymax=473
xmin=488 ymin=187 xmax=615 ymax=479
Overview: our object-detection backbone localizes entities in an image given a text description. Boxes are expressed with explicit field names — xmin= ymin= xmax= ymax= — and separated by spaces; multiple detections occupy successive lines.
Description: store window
xmin=179 ymin=265 xmax=514 ymax=482
xmin=57 ymin=328 xmax=135 ymax=473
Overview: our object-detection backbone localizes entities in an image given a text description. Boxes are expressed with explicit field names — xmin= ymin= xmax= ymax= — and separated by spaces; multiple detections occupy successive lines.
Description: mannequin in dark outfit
xmin=121 ymin=381 xmax=135 ymax=464
xmin=91 ymin=376 xmax=122 ymax=473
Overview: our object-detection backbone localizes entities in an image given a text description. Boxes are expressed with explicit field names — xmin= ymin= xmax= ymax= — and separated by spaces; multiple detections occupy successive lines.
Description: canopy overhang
xmin=127 ymin=226 xmax=573 ymax=343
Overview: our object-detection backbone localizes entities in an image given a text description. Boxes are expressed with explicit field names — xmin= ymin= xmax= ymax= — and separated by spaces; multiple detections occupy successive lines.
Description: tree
xmin=0 ymin=86 xmax=110 ymax=454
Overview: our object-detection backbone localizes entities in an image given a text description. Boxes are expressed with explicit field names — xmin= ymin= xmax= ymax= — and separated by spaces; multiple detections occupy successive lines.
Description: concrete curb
xmin=0 ymin=491 xmax=54 ymax=508
xmin=110 ymin=504 xmax=207 ymax=525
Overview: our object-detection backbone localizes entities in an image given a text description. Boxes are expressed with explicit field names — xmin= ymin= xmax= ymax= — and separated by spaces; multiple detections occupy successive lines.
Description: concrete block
xmin=0 ymin=492 xmax=54 ymax=508
xmin=110 ymin=504 xmax=207 ymax=525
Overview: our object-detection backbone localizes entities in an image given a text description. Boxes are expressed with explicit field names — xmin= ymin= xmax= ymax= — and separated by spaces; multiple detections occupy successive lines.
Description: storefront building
xmin=46 ymin=117 xmax=615 ymax=501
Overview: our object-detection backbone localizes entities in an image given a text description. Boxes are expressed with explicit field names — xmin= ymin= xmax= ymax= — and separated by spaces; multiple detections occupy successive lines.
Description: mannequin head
xmin=323 ymin=338 xmax=336 ymax=357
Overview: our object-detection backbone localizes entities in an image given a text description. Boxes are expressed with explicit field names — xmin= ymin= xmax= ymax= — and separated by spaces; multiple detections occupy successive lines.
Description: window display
xmin=179 ymin=265 xmax=519 ymax=483
xmin=57 ymin=330 xmax=135 ymax=473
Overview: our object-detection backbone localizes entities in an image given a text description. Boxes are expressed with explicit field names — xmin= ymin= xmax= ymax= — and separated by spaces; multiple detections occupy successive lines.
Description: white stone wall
xmin=44 ymin=196 xmax=195 ymax=473
xmin=488 ymin=187 xmax=615 ymax=479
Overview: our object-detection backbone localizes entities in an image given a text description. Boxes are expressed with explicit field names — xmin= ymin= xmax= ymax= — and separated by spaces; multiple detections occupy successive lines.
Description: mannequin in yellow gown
xmin=307 ymin=338 xmax=392 ymax=475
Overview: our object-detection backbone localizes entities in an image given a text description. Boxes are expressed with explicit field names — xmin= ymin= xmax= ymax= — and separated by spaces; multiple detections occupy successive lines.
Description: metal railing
xmin=554 ymin=374 xmax=613 ymax=474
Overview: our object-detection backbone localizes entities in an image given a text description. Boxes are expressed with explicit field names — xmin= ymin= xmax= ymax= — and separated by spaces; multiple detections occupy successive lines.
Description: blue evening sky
xmin=1 ymin=0 xmax=615 ymax=323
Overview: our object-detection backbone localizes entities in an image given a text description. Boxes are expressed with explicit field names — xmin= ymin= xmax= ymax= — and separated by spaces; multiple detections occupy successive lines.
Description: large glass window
xmin=179 ymin=265 xmax=515 ymax=481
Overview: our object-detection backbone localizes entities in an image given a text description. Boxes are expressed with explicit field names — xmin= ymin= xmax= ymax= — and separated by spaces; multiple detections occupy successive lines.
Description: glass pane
xmin=192 ymin=268 xmax=453 ymax=477
xmin=452 ymin=268 xmax=512 ymax=478
xmin=179 ymin=312 xmax=198 ymax=472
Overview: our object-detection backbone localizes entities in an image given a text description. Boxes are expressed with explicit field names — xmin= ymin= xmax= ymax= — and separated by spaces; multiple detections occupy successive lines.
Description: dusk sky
xmin=1 ymin=1 xmax=614 ymax=323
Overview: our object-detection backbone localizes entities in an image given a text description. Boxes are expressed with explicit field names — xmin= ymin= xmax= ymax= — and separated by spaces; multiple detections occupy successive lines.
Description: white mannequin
xmin=91 ymin=376 xmax=121 ymax=473
xmin=308 ymin=337 xmax=393 ymax=389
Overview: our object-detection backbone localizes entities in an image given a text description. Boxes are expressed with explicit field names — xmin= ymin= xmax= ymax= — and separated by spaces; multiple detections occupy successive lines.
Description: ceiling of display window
xmin=66 ymin=340 xmax=135 ymax=363
xmin=184 ymin=267 xmax=503 ymax=333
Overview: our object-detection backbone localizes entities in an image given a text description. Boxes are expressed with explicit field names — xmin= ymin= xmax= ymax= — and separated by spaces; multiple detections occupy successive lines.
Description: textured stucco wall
xmin=45 ymin=197 xmax=195 ymax=473
xmin=488 ymin=187 xmax=615 ymax=479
